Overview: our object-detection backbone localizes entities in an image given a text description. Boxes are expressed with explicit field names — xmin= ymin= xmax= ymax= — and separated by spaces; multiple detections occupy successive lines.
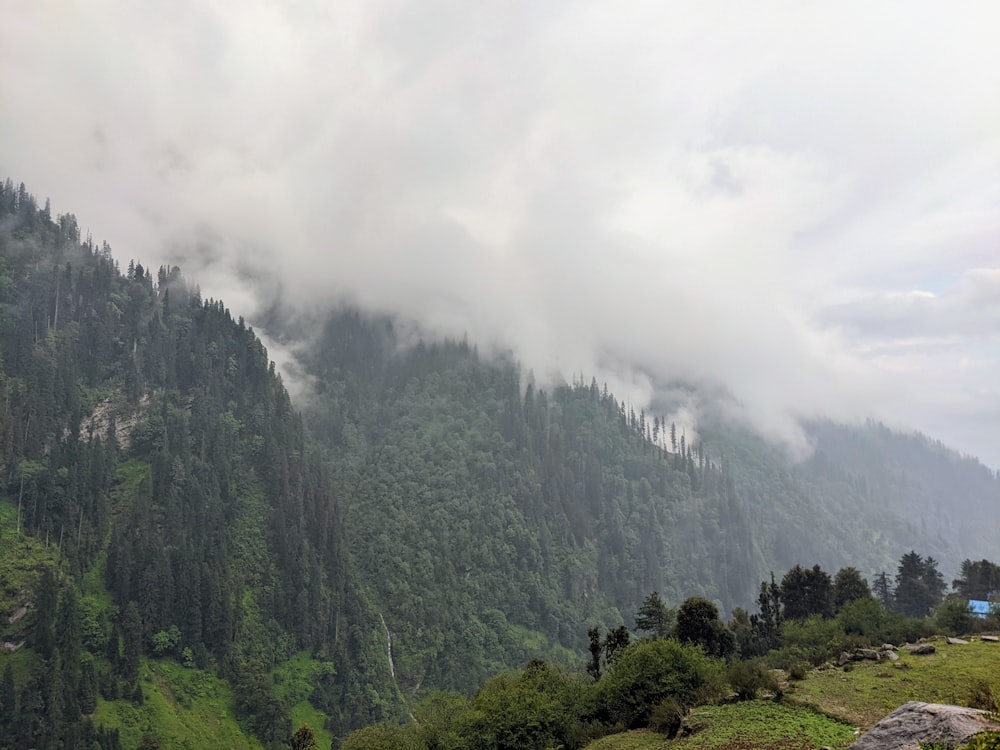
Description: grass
xmin=584 ymin=701 xmax=856 ymax=750
xmin=786 ymin=638 xmax=1000 ymax=729
xmin=586 ymin=639 xmax=1000 ymax=749
xmin=0 ymin=498 xmax=57 ymax=644
xmin=273 ymin=650 xmax=337 ymax=750
xmin=92 ymin=658 xmax=263 ymax=750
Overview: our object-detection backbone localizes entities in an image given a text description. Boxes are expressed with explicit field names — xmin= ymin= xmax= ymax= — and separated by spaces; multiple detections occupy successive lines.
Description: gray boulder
xmin=946 ymin=637 xmax=969 ymax=645
xmin=903 ymin=643 xmax=936 ymax=655
xmin=850 ymin=701 xmax=1000 ymax=750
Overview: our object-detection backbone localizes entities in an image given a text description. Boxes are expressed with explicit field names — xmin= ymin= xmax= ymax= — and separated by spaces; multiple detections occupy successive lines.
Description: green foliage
xmin=597 ymin=639 xmax=725 ymax=728
xmin=781 ymin=564 xmax=833 ymax=620
xmin=967 ymin=678 xmax=997 ymax=712
xmin=966 ymin=732 xmax=1000 ymax=750
xmin=91 ymin=658 xmax=263 ymax=750
xmin=895 ymin=551 xmax=947 ymax=618
xmin=935 ymin=596 xmax=976 ymax=636
xmin=647 ymin=696 xmax=684 ymax=737
xmin=675 ymin=597 xmax=735 ymax=659
xmin=781 ymin=615 xmax=847 ymax=664
xmin=953 ymin=559 xmax=1000 ymax=600
xmin=833 ymin=567 xmax=872 ymax=610
xmin=727 ymin=659 xmax=779 ymax=701
xmin=634 ymin=591 xmax=674 ymax=639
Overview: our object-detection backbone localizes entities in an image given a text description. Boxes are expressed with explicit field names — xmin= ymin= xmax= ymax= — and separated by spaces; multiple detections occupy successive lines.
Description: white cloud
xmin=3 ymin=0 xmax=1000 ymax=467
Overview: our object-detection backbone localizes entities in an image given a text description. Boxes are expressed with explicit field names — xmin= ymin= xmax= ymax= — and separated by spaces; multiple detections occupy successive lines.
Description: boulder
xmin=882 ymin=649 xmax=899 ymax=661
xmin=882 ymin=643 xmax=897 ymax=651
xmin=903 ymin=643 xmax=935 ymax=655
xmin=855 ymin=648 xmax=881 ymax=661
xmin=850 ymin=701 xmax=1000 ymax=750
xmin=981 ymin=635 xmax=999 ymax=643
xmin=946 ymin=637 xmax=969 ymax=645
xmin=838 ymin=651 xmax=852 ymax=666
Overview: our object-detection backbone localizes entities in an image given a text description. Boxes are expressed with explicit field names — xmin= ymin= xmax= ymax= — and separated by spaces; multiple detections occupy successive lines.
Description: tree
xmin=122 ymin=601 xmax=143 ymax=683
xmin=873 ymin=571 xmax=893 ymax=609
xmin=894 ymin=551 xmax=945 ymax=618
xmin=780 ymin=564 xmax=832 ymax=620
xmin=833 ymin=567 xmax=872 ymax=610
xmin=675 ymin=597 xmax=735 ymax=659
xmin=288 ymin=723 xmax=318 ymax=750
xmin=0 ymin=664 xmax=15 ymax=737
xmin=586 ymin=626 xmax=603 ymax=681
xmin=747 ymin=573 xmax=783 ymax=656
xmin=634 ymin=591 xmax=674 ymax=639
xmin=953 ymin=559 xmax=1000 ymax=601
xmin=598 ymin=639 xmax=725 ymax=728
xmin=603 ymin=625 xmax=631 ymax=665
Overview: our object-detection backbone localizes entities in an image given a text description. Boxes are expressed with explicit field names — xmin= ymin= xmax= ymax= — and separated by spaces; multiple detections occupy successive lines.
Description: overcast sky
xmin=2 ymin=1 xmax=999 ymax=467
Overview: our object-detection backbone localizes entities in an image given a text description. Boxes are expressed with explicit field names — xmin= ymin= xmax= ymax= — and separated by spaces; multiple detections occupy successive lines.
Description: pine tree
xmin=634 ymin=591 xmax=674 ymax=639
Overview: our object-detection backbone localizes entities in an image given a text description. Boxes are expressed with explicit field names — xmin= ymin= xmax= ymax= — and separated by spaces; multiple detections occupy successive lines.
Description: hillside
xmin=0 ymin=181 xmax=396 ymax=747
xmin=268 ymin=307 xmax=1000 ymax=695
xmin=3 ymin=180 xmax=1000 ymax=747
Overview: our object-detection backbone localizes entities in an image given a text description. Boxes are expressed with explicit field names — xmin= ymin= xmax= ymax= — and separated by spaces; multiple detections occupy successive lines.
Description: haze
xmin=2 ymin=1 xmax=999 ymax=467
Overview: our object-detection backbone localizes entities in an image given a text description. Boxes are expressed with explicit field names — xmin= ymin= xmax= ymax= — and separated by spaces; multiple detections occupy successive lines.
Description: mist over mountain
xmin=3 ymin=2 xmax=1000 ymax=469
xmin=2 ymin=181 xmax=999 ymax=748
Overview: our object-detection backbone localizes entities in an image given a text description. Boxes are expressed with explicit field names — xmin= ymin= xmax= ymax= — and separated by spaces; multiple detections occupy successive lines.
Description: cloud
xmin=2 ymin=0 xmax=1000 ymax=467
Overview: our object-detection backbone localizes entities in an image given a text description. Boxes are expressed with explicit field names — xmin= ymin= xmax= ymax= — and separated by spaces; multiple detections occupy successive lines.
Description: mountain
xmin=268 ymin=305 xmax=1000 ymax=696
xmin=0 ymin=181 xmax=395 ymax=748
xmin=2 ymin=180 xmax=998 ymax=747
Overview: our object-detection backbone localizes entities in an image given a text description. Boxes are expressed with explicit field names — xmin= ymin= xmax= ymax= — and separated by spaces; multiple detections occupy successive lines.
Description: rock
xmin=903 ymin=643 xmax=935 ymax=655
xmin=855 ymin=648 xmax=881 ymax=661
xmin=981 ymin=635 xmax=999 ymax=643
xmin=850 ymin=701 xmax=1000 ymax=749
xmin=1 ymin=641 xmax=25 ymax=653
xmin=838 ymin=651 xmax=852 ymax=666
xmin=882 ymin=643 xmax=897 ymax=651
xmin=946 ymin=637 xmax=969 ymax=645
xmin=883 ymin=649 xmax=899 ymax=661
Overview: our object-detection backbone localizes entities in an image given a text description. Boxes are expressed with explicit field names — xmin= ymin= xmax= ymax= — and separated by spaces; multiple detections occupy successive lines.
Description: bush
xmin=727 ymin=660 xmax=778 ymax=701
xmin=966 ymin=732 xmax=1000 ymax=750
xmin=649 ymin=697 xmax=685 ymax=737
xmin=598 ymin=639 xmax=725 ymax=728
xmin=968 ymin=678 xmax=998 ymax=712
xmin=788 ymin=661 xmax=810 ymax=681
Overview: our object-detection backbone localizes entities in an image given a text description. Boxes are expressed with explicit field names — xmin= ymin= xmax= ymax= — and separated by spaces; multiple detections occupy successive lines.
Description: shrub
xmin=968 ymin=678 xmax=998 ymax=712
xmin=649 ymin=697 xmax=685 ymax=737
xmin=789 ymin=661 xmax=810 ymax=681
xmin=727 ymin=660 xmax=778 ymax=701
xmin=966 ymin=732 xmax=1000 ymax=750
xmin=598 ymin=639 xmax=725 ymax=728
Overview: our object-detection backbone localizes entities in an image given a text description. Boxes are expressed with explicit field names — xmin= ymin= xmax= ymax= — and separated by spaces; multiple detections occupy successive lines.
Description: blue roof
xmin=969 ymin=600 xmax=991 ymax=616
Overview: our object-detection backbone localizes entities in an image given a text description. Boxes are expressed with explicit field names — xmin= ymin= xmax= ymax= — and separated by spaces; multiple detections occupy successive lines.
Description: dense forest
xmin=2 ymin=180 xmax=999 ymax=748
xmin=0 ymin=181 xmax=395 ymax=749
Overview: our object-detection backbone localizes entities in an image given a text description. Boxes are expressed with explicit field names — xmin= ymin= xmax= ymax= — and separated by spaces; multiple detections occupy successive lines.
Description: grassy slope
xmin=586 ymin=638 xmax=1000 ymax=750
xmin=787 ymin=638 xmax=1000 ymax=729
xmin=92 ymin=659 xmax=263 ymax=750
xmin=585 ymin=701 xmax=856 ymax=750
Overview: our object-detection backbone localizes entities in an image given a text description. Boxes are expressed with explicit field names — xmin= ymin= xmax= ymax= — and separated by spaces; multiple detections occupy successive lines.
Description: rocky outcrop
xmin=850 ymin=701 xmax=1000 ymax=750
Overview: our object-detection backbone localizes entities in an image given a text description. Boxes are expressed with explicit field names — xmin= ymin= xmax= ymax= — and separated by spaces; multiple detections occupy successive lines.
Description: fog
xmin=3 ymin=1 xmax=999 ymax=466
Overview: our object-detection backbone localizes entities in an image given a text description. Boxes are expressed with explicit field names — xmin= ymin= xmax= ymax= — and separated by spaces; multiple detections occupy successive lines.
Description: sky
xmin=2 ymin=1 xmax=999 ymax=468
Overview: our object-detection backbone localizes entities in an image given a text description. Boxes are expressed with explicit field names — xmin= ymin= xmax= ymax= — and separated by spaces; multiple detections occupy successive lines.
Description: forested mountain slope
xmin=2 ymin=180 xmax=998 ymax=747
xmin=0 ymin=181 xmax=394 ymax=748
xmin=277 ymin=308 xmax=1000 ymax=696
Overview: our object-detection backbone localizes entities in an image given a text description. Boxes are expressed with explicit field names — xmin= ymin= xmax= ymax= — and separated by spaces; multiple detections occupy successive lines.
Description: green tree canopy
xmin=634 ymin=591 xmax=675 ymax=639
